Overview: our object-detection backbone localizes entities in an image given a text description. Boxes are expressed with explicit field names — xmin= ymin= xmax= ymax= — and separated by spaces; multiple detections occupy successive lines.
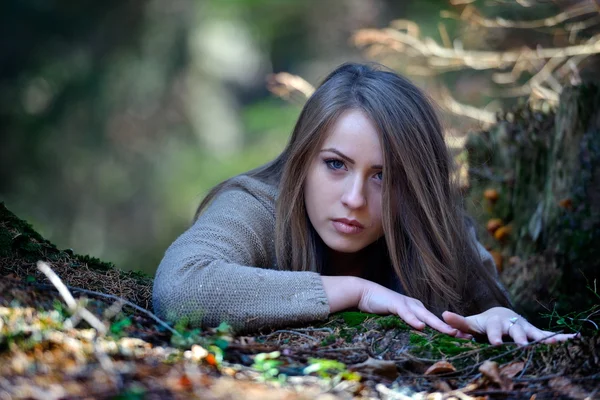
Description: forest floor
xmin=1 ymin=202 xmax=598 ymax=400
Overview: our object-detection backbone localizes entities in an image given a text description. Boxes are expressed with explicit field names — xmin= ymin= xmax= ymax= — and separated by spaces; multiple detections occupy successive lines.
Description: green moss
xmin=409 ymin=331 xmax=477 ymax=358
xmin=337 ymin=311 xmax=378 ymax=327
xmin=0 ymin=202 xmax=62 ymax=262
xmin=320 ymin=334 xmax=336 ymax=346
xmin=376 ymin=315 xmax=410 ymax=330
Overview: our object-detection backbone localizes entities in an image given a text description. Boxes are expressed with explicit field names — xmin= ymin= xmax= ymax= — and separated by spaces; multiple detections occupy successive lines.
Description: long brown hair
xmin=196 ymin=62 xmax=510 ymax=315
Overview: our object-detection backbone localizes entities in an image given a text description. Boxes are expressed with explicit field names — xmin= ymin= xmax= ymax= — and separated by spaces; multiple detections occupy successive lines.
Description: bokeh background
xmin=1 ymin=0 xmax=598 ymax=276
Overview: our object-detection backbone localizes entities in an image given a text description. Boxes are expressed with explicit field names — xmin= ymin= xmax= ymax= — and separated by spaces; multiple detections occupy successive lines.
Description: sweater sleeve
xmin=152 ymin=187 xmax=330 ymax=333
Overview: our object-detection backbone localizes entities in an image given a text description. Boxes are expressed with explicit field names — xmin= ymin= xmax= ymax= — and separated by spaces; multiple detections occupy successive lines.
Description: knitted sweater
xmin=153 ymin=175 xmax=502 ymax=332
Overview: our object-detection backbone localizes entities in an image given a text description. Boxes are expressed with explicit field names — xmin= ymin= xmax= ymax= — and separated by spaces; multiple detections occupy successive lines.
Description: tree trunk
xmin=464 ymin=84 xmax=600 ymax=322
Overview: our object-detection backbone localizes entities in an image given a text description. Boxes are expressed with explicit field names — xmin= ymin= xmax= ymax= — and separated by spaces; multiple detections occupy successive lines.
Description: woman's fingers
xmin=525 ymin=327 xmax=577 ymax=344
xmin=507 ymin=323 xmax=528 ymax=346
xmin=454 ymin=330 xmax=473 ymax=340
xmin=394 ymin=302 xmax=456 ymax=334
xmin=412 ymin=307 xmax=457 ymax=335
xmin=397 ymin=311 xmax=426 ymax=331
xmin=442 ymin=311 xmax=480 ymax=335
xmin=485 ymin=317 xmax=504 ymax=345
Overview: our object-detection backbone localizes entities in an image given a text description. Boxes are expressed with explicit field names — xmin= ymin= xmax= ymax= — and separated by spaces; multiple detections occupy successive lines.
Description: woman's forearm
xmin=321 ymin=275 xmax=365 ymax=313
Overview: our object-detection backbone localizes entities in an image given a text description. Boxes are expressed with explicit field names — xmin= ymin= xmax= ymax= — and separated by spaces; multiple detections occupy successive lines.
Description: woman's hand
xmin=359 ymin=281 xmax=461 ymax=336
xmin=322 ymin=276 xmax=459 ymax=336
xmin=442 ymin=307 xmax=577 ymax=346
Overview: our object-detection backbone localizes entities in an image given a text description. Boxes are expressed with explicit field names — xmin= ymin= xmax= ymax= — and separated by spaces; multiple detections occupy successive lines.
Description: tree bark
xmin=464 ymin=84 xmax=600 ymax=322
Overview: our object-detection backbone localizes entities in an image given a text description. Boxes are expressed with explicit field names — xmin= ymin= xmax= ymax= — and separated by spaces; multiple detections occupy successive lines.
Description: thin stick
xmin=37 ymin=261 xmax=106 ymax=334
xmin=293 ymin=327 xmax=334 ymax=334
xmin=353 ymin=29 xmax=600 ymax=71
xmin=261 ymin=330 xmax=320 ymax=343
xmin=37 ymin=261 xmax=77 ymax=309
xmin=442 ymin=2 xmax=597 ymax=30
xmin=66 ymin=285 xmax=181 ymax=336
xmin=27 ymin=264 xmax=181 ymax=337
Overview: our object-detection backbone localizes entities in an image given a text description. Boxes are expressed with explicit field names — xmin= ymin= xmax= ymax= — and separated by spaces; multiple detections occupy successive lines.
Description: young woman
xmin=153 ymin=62 xmax=573 ymax=345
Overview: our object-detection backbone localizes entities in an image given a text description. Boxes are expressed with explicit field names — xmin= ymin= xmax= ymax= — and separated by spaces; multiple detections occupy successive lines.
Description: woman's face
xmin=304 ymin=109 xmax=385 ymax=254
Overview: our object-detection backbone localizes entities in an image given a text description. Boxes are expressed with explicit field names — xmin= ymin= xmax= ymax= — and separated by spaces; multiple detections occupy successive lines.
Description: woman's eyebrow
xmin=320 ymin=148 xmax=382 ymax=169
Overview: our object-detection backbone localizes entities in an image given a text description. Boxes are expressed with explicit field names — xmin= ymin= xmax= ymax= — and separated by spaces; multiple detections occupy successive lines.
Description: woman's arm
xmin=152 ymin=184 xmax=329 ymax=332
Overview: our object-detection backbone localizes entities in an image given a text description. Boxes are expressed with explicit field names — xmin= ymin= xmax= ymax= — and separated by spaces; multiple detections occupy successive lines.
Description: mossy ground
xmin=1 ymin=202 xmax=599 ymax=399
xmin=0 ymin=202 xmax=153 ymax=309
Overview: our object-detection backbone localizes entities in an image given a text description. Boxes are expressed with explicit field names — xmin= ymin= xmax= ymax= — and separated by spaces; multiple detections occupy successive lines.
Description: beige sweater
xmin=153 ymin=175 xmax=502 ymax=332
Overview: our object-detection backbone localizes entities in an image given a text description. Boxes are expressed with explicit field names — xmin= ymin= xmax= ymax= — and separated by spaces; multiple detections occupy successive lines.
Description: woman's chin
xmin=322 ymin=237 xmax=366 ymax=254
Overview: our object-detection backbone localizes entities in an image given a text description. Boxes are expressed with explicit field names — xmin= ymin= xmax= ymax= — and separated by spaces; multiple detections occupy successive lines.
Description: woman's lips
xmin=332 ymin=219 xmax=365 ymax=234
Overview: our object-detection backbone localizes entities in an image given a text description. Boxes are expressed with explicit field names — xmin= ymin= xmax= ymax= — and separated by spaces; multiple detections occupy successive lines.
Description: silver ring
xmin=508 ymin=316 xmax=520 ymax=331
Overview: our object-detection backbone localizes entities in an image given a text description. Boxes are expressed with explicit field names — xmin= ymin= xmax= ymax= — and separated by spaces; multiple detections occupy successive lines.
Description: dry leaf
xmin=424 ymin=360 xmax=456 ymax=375
xmin=479 ymin=360 xmax=513 ymax=391
xmin=500 ymin=361 xmax=524 ymax=379
xmin=350 ymin=357 xmax=398 ymax=380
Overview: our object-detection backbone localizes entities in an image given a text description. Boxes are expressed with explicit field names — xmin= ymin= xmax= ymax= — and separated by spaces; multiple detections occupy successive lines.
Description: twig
xmin=67 ymin=286 xmax=180 ymax=336
xmin=441 ymin=2 xmax=597 ymax=30
xmin=37 ymin=261 xmax=77 ymax=309
xmin=37 ymin=261 xmax=125 ymax=389
xmin=15 ymin=272 xmax=181 ymax=337
xmin=261 ymin=329 xmax=320 ymax=343
xmin=37 ymin=261 xmax=106 ymax=334
xmin=439 ymin=87 xmax=497 ymax=124
xmin=266 ymin=72 xmax=315 ymax=103
xmin=293 ymin=327 xmax=334 ymax=334
xmin=517 ymin=347 xmax=535 ymax=378
xmin=5 ymin=269 xmax=179 ymax=338
xmin=313 ymin=346 xmax=367 ymax=353
xmin=352 ymin=29 xmax=600 ymax=71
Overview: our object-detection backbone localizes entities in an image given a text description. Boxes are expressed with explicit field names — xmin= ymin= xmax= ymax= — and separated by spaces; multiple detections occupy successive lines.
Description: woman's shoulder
xmin=205 ymin=174 xmax=278 ymax=218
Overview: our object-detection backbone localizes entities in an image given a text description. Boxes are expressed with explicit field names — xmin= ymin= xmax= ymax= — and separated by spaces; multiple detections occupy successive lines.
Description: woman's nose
xmin=341 ymin=178 xmax=367 ymax=209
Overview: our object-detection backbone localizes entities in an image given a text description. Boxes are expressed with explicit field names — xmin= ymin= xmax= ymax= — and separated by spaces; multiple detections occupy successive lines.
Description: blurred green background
xmin=1 ymin=0 xmax=593 ymax=275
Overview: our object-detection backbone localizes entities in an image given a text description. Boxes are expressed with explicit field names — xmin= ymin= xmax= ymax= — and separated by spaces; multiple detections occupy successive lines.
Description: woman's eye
xmin=325 ymin=159 xmax=345 ymax=170
xmin=375 ymin=171 xmax=383 ymax=181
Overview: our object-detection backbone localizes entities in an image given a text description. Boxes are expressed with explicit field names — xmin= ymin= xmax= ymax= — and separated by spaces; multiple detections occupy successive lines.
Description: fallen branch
xmin=441 ymin=2 xmax=598 ymax=30
xmin=352 ymin=29 xmax=600 ymax=72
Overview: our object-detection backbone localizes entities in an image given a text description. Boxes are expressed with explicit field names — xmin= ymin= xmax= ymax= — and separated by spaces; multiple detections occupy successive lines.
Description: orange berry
xmin=205 ymin=353 xmax=217 ymax=366
xmin=486 ymin=218 xmax=504 ymax=234
xmin=494 ymin=225 xmax=512 ymax=242
xmin=483 ymin=188 xmax=500 ymax=203
xmin=558 ymin=198 xmax=573 ymax=209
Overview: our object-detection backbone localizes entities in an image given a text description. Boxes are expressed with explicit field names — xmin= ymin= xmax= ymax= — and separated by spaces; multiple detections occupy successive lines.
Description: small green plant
xmin=303 ymin=358 xmax=360 ymax=383
xmin=320 ymin=334 xmax=337 ymax=346
xmin=109 ymin=316 xmax=132 ymax=338
xmin=542 ymin=280 xmax=600 ymax=335
xmin=252 ymin=351 xmax=285 ymax=382
xmin=170 ymin=318 xmax=203 ymax=349
xmin=52 ymin=299 xmax=69 ymax=319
